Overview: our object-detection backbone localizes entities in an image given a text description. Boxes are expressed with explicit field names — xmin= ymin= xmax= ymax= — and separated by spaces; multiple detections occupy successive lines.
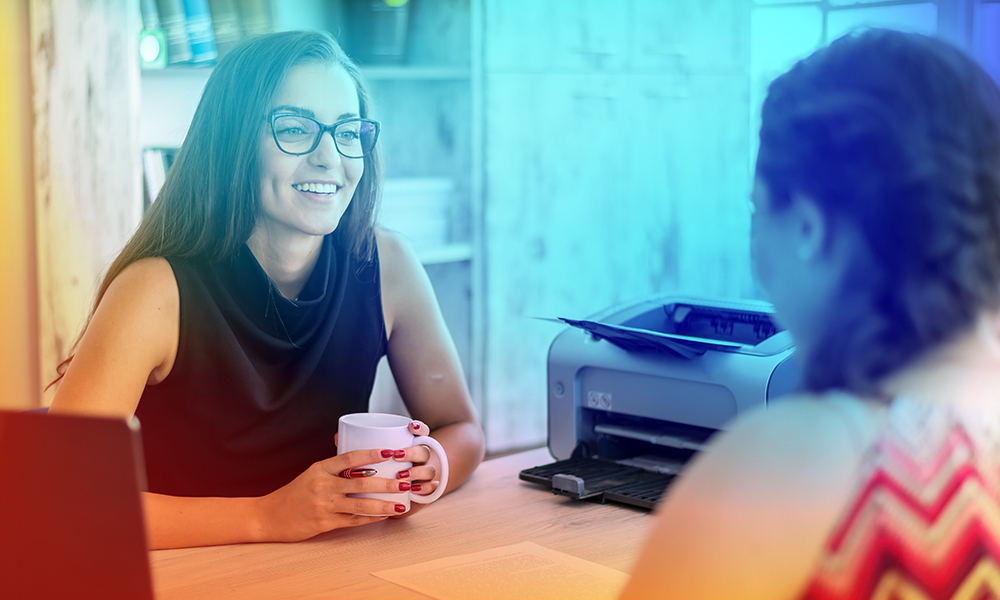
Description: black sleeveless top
xmin=134 ymin=235 xmax=387 ymax=497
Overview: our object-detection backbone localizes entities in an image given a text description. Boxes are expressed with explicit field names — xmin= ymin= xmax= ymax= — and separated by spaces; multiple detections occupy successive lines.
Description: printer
xmin=520 ymin=296 xmax=800 ymax=509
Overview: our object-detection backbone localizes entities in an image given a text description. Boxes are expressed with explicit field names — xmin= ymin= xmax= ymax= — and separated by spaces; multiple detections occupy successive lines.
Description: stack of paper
xmin=373 ymin=542 xmax=629 ymax=600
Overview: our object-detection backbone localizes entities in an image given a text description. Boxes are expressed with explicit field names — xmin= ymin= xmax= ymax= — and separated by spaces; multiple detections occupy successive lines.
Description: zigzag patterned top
xmin=799 ymin=397 xmax=1000 ymax=600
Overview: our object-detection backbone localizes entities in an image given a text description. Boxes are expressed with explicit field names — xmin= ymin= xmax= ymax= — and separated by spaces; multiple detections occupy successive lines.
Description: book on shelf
xmin=182 ymin=0 xmax=219 ymax=63
xmin=238 ymin=0 xmax=275 ymax=38
xmin=143 ymin=0 xmax=277 ymax=69
xmin=155 ymin=0 xmax=193 ymax=64
xmin=141 ymin=0 xmax=161 ymax=30
xmin=207 ymin=0 xmax=243 ymax=58
xmin=142 ymin=148 xmax=179 ymax=209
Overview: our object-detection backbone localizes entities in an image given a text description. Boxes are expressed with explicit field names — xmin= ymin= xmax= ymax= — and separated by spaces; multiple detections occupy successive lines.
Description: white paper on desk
xmin=372 ymin=541 xmax=629 ymax=600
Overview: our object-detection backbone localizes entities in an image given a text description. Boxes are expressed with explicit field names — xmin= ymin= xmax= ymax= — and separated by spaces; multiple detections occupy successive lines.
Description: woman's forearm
xmin=431 ymin=420 xmax=486 ymax=494
xmin=143 ymin=492 xmax=264 ymax=549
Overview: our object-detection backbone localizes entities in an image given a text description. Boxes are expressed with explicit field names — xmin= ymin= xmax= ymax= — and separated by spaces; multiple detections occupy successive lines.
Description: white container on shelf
xmin=378 ymin=177 xmax=454 ymax=251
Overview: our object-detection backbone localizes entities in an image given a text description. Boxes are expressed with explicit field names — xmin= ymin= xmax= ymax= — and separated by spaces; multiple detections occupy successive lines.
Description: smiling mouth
xmin=293 ymin=182 xmax=341 ymax=194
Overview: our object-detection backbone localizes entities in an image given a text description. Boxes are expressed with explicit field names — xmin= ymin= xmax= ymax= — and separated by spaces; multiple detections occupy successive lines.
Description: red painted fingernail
xmin=380 ymin=449 xmax=394 ymax=458
xmin=396 ymin=469 xmax=411 ymax=479
xmin=393 ymin=449 xmax=406 ymax=459
xmin=411 ymin=484 xmax=422 ymax=493
xmin=398 ymin=482 xmax=411 ymax=491
xmin=394 ymin=504 xmax=407 ymax=513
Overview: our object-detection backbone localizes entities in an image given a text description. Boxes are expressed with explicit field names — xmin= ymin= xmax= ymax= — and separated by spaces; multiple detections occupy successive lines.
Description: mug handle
xmin=410 ymin=435 xmax=449 ymax=504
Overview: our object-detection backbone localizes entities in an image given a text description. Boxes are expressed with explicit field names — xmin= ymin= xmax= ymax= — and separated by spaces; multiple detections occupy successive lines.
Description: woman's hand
xmin=390 ymin=420 xmax=441 ymax=518
xmin=253 ymin=448 xmax=412 ymax=542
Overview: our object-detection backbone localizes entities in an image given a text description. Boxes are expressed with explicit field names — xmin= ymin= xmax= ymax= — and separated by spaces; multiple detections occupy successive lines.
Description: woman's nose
xmin=309 ymin=129 xmax=343 ymax=170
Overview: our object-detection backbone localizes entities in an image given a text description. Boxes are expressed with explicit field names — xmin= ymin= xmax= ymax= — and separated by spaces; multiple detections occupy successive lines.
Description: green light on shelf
xmin=139 ymin=29 xmax=168 ymax=69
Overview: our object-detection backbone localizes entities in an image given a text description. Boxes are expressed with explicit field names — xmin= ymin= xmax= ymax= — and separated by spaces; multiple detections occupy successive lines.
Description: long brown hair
xmin=52 ymin=30 xmax=382 ymax=384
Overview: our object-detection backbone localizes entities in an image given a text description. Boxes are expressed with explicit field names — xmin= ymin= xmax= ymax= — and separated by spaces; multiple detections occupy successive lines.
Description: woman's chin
xmin=304 ymin=212 xmax=347 ymax=237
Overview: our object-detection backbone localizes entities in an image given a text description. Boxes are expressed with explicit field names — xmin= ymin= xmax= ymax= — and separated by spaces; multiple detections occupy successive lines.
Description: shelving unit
xmin=137 ymin=0 xmax=483 ymax=416
xmin=361 ymin=66 xmax=471 ymax=80
xmin=415 ymin=242 xmax=474 ymax=265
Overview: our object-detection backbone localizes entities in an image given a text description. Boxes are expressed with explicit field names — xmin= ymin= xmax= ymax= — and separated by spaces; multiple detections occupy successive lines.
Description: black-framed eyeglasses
xmin=269 ymin=113 xmax=380 ymax=158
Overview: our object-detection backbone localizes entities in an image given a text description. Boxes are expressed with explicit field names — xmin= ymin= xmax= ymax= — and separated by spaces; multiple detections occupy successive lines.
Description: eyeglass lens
xmin=273 ymin=115 xmax=377 ymax=158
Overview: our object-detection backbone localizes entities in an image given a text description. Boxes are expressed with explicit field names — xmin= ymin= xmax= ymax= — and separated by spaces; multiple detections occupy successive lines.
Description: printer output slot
xmin=593 ymin=424 xmax=707 ymax=452
xmin=584 ymin=410 xmax=715 ymax=463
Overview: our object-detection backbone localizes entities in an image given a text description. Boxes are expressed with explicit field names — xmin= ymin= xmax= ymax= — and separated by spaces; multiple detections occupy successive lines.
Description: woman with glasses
xmin=48 ymin=31 xmax=485 ymax=549
xmin=622 ymin=30 xmax=1000 ymax=599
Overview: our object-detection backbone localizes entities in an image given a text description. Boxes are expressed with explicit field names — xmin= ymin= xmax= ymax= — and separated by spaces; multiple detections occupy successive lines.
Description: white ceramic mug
xmin=336 ymin=412 xmax=449 ymax=514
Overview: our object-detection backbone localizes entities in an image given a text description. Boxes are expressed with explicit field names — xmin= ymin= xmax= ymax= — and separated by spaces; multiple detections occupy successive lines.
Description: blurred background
xmin=1 ymin=0 xmax=998 ymax=454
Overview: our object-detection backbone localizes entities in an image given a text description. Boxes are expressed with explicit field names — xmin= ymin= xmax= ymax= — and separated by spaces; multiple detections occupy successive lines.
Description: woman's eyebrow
xmin=271 ymin=106 xmax=360 ymax=121
xmin=271 ymin=105 xmax=314 ymax=117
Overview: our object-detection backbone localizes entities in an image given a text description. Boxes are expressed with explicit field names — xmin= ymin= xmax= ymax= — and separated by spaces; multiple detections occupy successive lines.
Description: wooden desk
xmin=150 ymin=448 xmax=652 ymax=599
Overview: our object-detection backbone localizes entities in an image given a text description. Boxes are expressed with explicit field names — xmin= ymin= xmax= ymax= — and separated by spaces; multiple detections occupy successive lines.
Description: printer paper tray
xmin=519 ymin=457 xmax=676 ymax=510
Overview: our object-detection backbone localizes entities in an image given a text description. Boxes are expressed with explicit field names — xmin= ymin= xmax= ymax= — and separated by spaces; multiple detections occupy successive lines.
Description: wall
xmin=978 ymin=1 xmax=1000 ymax=83
xmin=0 ymin=0 xmax=38 ymax=410
xmin=29 ymin=0 xmax=142 ymax=404
xmin=481 ymin=0 xmax=755 ymax=452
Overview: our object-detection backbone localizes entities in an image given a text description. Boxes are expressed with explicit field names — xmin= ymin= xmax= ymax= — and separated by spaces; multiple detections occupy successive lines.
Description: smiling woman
xmin=46 ymin=31 xmax=485 ymax=550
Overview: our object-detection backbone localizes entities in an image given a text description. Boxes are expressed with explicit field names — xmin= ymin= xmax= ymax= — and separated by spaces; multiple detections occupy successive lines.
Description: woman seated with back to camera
xmin=48 ymin=31 xmax=485 ymax=549
xmin=622 ymin=29 xmax=1000 ymax=599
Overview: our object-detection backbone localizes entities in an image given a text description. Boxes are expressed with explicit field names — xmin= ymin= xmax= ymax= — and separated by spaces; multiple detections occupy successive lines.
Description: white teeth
xmin=294 ymin=183 xmax=339 ymax=194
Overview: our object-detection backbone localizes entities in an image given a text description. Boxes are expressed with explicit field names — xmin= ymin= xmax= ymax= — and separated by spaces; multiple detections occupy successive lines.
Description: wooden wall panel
xmin=482 ymin=0 xmax=752 ymax=452
xmin=0 ymin=0 xmax=38 ymax=409
xmin=403 ymin=0 xmax=472 ymax=67
xmin=30 ymin=0 xmax=141 ymax=404
xmin=368 ymin=79 xmax=473 ymax=239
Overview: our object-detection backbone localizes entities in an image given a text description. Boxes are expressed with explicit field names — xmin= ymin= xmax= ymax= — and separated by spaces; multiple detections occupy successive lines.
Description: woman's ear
xmin=788 ymin=192 xmax=827 ymax=262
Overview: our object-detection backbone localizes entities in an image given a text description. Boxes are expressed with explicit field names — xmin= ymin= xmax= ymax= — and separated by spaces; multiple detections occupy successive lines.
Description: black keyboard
xmin=519 ymin=457 xmax=676 ymax=510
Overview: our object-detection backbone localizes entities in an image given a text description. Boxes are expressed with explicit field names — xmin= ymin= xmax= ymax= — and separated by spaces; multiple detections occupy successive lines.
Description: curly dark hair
xmin=756 ymin=29 xmax=1000 ymax=396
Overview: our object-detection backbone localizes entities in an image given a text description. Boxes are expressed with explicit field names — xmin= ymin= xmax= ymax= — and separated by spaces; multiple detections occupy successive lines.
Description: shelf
xmin=416 ymin=243 xmax=473 ymax=265
xmin=360 ymin=66 xmax=471 ymax=81
xmin=138 ymin=63 xmax=469 ymax=149
xmin=141 ymin=64 xmax=470 ymax=81
xmin=141 ymin=64 xmax=214 ymax=72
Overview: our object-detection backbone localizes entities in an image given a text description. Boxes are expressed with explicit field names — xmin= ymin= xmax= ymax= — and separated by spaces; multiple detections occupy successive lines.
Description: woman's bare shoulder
xmin=50 ymin=257 xmax=180 ymax=416
xmin=109 ymin=256 xmax=177 ymax=295
xmin=96 ymin=256 xmax=179 ymax=360
xmin=92 ymin=258 xmax=179 ymax=337
xmin=621 ymin=394 xmax=876 ymax=600
xmin=655 ymin=394 xmax=876 ymax=535
xmin=373 ymin=227 xmax=420 ymax=275
xmin=705 ymin=394 xmax=876 ymax=477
